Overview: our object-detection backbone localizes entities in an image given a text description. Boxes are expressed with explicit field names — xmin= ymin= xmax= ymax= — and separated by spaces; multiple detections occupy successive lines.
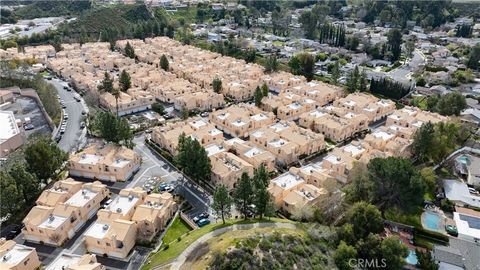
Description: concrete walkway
xmin=169 ymin=222 xmax=297 ymax=270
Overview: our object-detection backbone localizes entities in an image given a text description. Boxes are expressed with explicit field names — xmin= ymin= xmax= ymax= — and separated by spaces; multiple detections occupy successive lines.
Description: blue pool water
xmin=458 ymin=155 xmax=469 ymax=164
xmin=423 ymin=211 xmax=442 ymax=231
xmin=405 ymin=250 xmax=418 ymax=265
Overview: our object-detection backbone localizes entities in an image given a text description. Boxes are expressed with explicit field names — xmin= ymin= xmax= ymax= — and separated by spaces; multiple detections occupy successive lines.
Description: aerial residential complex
xmin=68 ymin=143 xmax=141 ymax=182
xmin=1 ymin=3 xmax=474 ymax=267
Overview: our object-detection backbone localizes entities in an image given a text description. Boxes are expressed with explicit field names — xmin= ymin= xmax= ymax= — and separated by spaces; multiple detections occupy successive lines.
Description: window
xmin=106 ymin=243 xmax=111 ymax=247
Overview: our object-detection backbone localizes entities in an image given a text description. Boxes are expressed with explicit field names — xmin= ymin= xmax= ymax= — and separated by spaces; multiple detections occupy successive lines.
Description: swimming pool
xmin=422 ymin=211 xmax=443 ymax=231
xmin=405 ymin=250 xmax=418 ymax=265
xmin=457 ymin=155 xmax=469 ymax=164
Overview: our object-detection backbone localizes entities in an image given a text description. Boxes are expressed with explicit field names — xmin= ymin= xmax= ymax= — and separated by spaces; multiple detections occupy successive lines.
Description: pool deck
xmin=384 ymin=227 xmax=426 ymax=252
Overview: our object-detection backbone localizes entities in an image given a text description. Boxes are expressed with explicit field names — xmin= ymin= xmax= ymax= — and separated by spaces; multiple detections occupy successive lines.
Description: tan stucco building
xmin=0 ymin=239 xmax=41 ymax=270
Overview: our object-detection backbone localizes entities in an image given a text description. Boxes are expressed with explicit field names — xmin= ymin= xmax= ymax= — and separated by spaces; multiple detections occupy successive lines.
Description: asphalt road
xmin=49 ymin=78 xmax=86 ymax=152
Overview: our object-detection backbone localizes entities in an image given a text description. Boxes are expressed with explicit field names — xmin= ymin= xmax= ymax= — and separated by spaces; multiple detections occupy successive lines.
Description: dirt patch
xmin=185 ymin=242 xmax=210 ymax=263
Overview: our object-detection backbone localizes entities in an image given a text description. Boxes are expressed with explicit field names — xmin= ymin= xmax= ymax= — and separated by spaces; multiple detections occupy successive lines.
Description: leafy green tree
xmin=334 ymin=241 xmax=357 ymax=270
xmin=412 ymin=122 xmax=435 ymax=162
xmin=346 ymin=66 xmax=360 ymax=93
xmin=254 ymin=86 xmax=263 ymax=107
xmin=244 ymin=47 xmax=256 ymax=63
xmin=288 ymin=55 xmax=302 ymax=75
xmin=368 ymin=157 xmax=426 ymax=211
xmin=93 ymin=112 xmax=133 ymax=146
xmin=264 ymin=55 xmax=278 ymax=73
xmin=0 ymin=172 xmax=24 ymax=219
xmin=261 ymin=83 xmax=269 ymax=97
xmin=98 ymin=72 xmax=114 ymax=93
xmin=467 ymin=44 xmax=480 ymax=70
xmin=416 ymin=249 xmax=439 ymax=270
xmin=212 ymin=77 xmax=222 ymax=93
xmin=346 ymin=202 xmax=384 ymax=240
xmin=233 ymin=172 xmax=254 ymax=220
xmin=345 ymin=163 xmax=373 ymax=203
xmin=212 ymin=184 xmax=233 ymax=224
xmin=405 ymin=37 xmax=416 ymax=58
xmin=119 ymin=69 xmax=131 ymax=92
xmin=435 ymin=91 xmax=466 ymax=116
xmin=355 ymin=233 xmax=383 ymax=263
xmin=381 ymin=236 xmax=408 ymax=270
xmin=420 ymin=167 xmax=437 ymax=197
xmin=8 ymin=164 xmax=39 ymax=203
xmin=24 ymin=137 xmax=68 ymax=182
xmin=160 ymin=54 xmax=169 ymax=71
xmin=151 ymin=102 xmax=165 ymax=115
xmin=124 ymin=41 xmax=135 ymax=59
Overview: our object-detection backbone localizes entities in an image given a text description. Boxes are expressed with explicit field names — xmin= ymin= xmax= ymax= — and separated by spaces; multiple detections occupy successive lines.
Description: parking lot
xmin=1 ymin=95 xmax=52 ymax=138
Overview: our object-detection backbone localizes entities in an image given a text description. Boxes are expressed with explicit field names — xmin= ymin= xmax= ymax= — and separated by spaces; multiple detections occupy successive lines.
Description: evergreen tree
xmin=233 ymin=172 xmax=254 ymax=220
xmin=467 ymin=44 xmax=480 ymax=70
xmin=124 ymin=41 xmax=135 ymax=59
xmin=411 ymin=122 xmax=435 ymax=162
xmin=212 ymin=185 xmax=233 ymax=224
xmin=331 ymin=61 xmax=340 ymax=85
xmin=212 ymin=77 xmax=222 ymax=93
xmin=387 ymin=29 xmax=402 ymax=62
xmin=24 ymin=137 xmax=68 ymax=182
xmin=160 ymin=54 xmax=169 ymax=71
xmin=254 ymin=86 xmax=263 ymax=107
xmin=119 ymin=69 xmax=131 ymax=92
xmin=358 ymin=69 xmax=368 ymax=92
xmin=261 ymin=83 xmax=269 ymax=97
xmin=93 ymin=112 xmax=133 ymax=146
xmin=98 ymin=72 xmax=114 ymax=93
xmin=265 ymin=54 xmax=278 ymax=72
xmin=253 ymin=165 xmax=272 ymax=219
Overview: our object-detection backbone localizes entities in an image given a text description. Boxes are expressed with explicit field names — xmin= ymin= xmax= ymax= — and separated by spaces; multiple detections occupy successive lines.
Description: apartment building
xmin=0 ymin=110 xmax=26 ymax=158
xmin=132 ymin=193 xmax=177 ymax=241
xmin=23 ymin=180 xmax=108 ymax=247
xmin=249 ymin=121 xmax=325 ymax=166
xmin=68 ymin=143 xmax=141 ymax=182
xmin=299 ymin=110 xmax=368 ymax=142
xmin=36 ymin=178 xmax=83 ymax=207
xmin=100 ymin=88 xmax=155 ymax=116
xmin=277 ymin=98 xmax=317 ymax=121
xmin=46 ymin=253 xmax=105 ymax=270
xmin=0 ymin=239 xmax=41 ymax=270
xmin=268 ymin=172 xmax=328 ymax=215
xmin=210 ymin=151 xmax=254 ymax=189
xmin=286 ymin=80 xmax=343 ymax=106
xmin=173 ymin=91 xmax=225 ymax=112
xmin=332 ymin=93 xmax=396 ymax=122
xmin=84 ymin=219 xmax=136 ymax=259
xmin=0 ymin=45 xmax=55 ymax=63
xmin=151 ymin=118 xmax=223 ymax=154
xmin=261 ymin=72 xmax=306 ymax=93
xmin=386 ymin=106 xmax=447 ymax=138
xmin=84 ymin=187 xmax=146 ymax=259
xmin=209 ymin=104 xmax=276 ymax=138
xmin=224 ymin=138 xmax=276 ymax=172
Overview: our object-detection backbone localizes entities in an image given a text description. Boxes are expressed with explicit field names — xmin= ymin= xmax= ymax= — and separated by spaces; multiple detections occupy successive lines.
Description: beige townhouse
xmin=0 ymin=239 xmax=41 ymax=270
xmin=209 ymin=104 xmax=276 ymax=138
xmin=46 ymin=253 xmax=105 ymax=270
xmin=268 ymin=172 xmax=328 ymax=215
xmin=210 ymin=151 xmax=255 ymax=190
xmin=333 ymin=93 xmax=396 ymax=123
xmin=132 ymin=193 xmax=177 ymax=241
xmin=23 ymin=180 xmax=108 ymax=247
xmin=224 ymin=138 xmax=276 ymax=172
xmin=68 ymin=143 xmax=141 ymax=182
xmin=152 ymin=118 xmax=224 ymax=155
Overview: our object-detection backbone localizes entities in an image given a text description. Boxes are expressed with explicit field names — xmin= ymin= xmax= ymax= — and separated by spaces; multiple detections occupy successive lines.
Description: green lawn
xmin=141 ymin=218 xmax=296 ymax=269
xmin=162 ymin=216 xmax=192 ymax=245
xmin=384 ymin=206 xmax=423 ymax=228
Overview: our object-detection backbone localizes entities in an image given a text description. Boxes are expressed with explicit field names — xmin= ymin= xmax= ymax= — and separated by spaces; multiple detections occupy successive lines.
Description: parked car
xmin=199 ymin=212 xmax=209 ymax=219
xmin=102 ymin=199 xmax=113 ymax=208
xmin=4 ymin=225 xmax=22 ymax=240
xmin=197 ymin=218 xmax=210 ymax=227
xmin=163 ymin=114 xmax=174 ymax=120
xmin=200 ymin=112 xmax=209 ymax=117
xmin=63 ymin=86 xmax=68 ymax=90
xmin=64 ymin=113 xmax=69 ymax=120
xmin=24 ymin=124 xmax=35 ymax=130
xmin=80 ymin=122 xmax=86 ymax=129
xmin=54 ymin=133 xmax=62 ymax=142
xmin=81 ymin=110 xmax=87 ymax=115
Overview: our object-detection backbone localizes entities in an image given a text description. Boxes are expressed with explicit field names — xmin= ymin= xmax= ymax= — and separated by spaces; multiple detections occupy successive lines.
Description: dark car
xmin=54 ymin=133 xmax=62 ymax=142
xmin=80 ymin=122 xmax=86 ymax=129
xmin=198 ymin=218 xmax=211 ymax=227
xmin=199 ymin=212 xmax=209 ymax=219
xmin=163 ymin=114 xmax=174 ymax=120
xmin=24 ymin=124 xmax=35 ymax=130
xmin=5 ymin=225 xmax=22 ymax=240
